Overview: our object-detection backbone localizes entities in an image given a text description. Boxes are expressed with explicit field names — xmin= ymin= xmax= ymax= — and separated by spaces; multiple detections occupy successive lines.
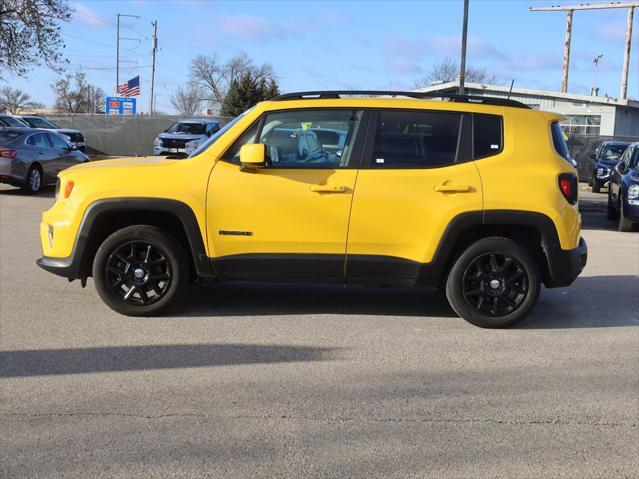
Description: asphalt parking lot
xmin=1 ymin=184 xmax=638 ymax=478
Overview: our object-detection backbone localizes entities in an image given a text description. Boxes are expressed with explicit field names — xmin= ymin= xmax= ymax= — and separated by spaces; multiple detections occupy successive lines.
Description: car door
xmin=610 ymin=146 xmax=631 ymax=203
xmin=346 ymin=109 xmax=483 ymax=283
xmin=25 ymin=132 xmax=56 ymax=180
xmin=206 ymin=108 xmax=366 ymax=280
xmin=46 ymin=133 xmax=77 ymax=174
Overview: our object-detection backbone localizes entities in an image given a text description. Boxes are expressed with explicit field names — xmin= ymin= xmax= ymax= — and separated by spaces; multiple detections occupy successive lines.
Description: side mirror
xmin=590 ymin=154 xmax=596 ymax=159
xmin=240 ymin=143 xmax=266 ymax=170
xmin=617 ymin=162 xmax=626 ymax=173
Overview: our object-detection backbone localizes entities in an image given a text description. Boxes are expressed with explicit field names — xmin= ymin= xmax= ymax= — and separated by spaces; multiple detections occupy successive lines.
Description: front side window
xmin=256 ymin=109 xmax=363 ymax=168
xmin=473 ymin=114 xmax=502 ymax=158
xmin=372 ymin=110 xmax=461 ymax=168
xmin=48 ymin=133 xmax=69 ymax=149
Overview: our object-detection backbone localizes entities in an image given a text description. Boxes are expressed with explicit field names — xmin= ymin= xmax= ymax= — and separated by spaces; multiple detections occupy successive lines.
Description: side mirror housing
xmin=240 ymin=143 xmax=266 ymax=170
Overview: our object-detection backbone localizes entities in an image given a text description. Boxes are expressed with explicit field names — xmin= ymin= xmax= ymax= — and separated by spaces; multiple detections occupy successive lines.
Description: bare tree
xmin=0 ymin=87 xmax=43 ymax=113
xmin=52 ymin=72 xmax=104 ymax=113
xmin=190 ymin=53 xmax=276 ymax=110
xmin=170 ymin=83 xmax=205 ymax=116
xmin=0 ymin=0 xmax=71 ymax=78
xmin=416 ymin=58 xmax=499 ymax=87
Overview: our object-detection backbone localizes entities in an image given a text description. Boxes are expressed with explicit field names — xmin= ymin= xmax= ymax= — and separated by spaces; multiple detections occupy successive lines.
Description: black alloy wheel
xmin=106 ymin=241 xmax=172 ymax=306
xmin=461 ymin=252 xmax=528 ymax=317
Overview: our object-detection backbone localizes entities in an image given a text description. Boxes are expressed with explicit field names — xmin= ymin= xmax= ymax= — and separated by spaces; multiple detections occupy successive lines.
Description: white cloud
xmin=71 ymin=2 xmax=111 ymax=28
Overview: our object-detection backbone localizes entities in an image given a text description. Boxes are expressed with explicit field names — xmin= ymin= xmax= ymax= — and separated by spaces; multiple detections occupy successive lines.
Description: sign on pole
xmin=105 ymin=97 xmax=137 ymax=116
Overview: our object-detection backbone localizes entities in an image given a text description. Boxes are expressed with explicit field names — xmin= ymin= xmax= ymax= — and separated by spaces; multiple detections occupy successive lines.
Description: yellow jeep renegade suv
xmin=37 ymin=91 xmax=587 ymax=328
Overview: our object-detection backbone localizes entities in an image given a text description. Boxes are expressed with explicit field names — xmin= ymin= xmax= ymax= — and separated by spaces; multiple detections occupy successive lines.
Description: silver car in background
xmin=17 ymin=115 xmax=87 ymax=151
xmin=153 ymin=119 xmax=221 ymax=157
xmin=0 ymin=128 xmax=89 ymax=194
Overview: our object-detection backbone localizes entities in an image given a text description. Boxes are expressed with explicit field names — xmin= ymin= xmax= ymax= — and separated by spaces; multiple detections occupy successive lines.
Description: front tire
xmin=618 ymin=198 xmax=634 ymax=232
xmin=592 ymin=182 xmax=601 ymax=193
xmin=445 ymin=237 xmax=541 ymax=328
xmin=92 ymin=225 xmax=188 ymax=316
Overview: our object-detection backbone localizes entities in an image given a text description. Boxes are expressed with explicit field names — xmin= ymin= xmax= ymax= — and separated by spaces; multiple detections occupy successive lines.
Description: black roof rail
xmin=271 ymin=90 xmax=530 ymax=109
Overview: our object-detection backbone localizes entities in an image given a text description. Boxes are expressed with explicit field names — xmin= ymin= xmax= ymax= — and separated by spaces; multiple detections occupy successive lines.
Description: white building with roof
xmin=415 ymin=81 xmax=639 ymax=137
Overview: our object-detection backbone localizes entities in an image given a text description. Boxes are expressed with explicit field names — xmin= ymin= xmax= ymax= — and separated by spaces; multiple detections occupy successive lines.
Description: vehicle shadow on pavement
xmin=179 ymin=282 xmax=458 ymax=318
xmin=517 ymin=275 xmax=639 ymax=329
xmin=0 ymin=343 xmax=339 ymax=378
xmin=0 ymin=185 xmax=55 ymax=198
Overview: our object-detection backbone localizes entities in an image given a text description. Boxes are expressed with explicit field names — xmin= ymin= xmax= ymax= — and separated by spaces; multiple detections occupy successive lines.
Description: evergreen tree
xmin=220 ymin=72 xmax=281 ymax=117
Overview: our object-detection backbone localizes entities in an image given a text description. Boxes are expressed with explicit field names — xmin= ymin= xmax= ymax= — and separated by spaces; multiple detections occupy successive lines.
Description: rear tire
xmin=445 ymin=237 xmax=541 ymax=328
xmin=92 ymin=225 xmax=188 ymax=316
xmin=22 ymin=165 xmax=43 ymax=194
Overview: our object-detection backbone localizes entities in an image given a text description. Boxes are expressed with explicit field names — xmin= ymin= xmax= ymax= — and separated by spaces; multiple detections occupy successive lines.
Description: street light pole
xmin=459 ymin=0 xmax=470 ymax=95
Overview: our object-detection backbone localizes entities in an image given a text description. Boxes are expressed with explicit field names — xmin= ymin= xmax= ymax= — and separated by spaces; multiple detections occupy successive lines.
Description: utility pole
xmin=116 ymin=14 xmax=120 ymax=94
xmin=115 ymin=13 xmax=141 ymax=95
xmin=459 ymin=0 xmax=470 ymax=95
xmin=150 ymin=20 xmax=158 ymax=114
xmin=621 ymin=6 xmax=635 ymax=99
xmin=530 ymin=2 xmax=639 ymax=98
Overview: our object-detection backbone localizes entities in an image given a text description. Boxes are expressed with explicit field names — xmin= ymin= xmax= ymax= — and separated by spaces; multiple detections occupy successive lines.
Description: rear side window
xmin=372 ymin=110 xmax=461 ymax=168
xmin=26 ymin=133 xmax=50 ymax=148
xmin=473 ymin=114 xmax=502 ymax=158
xmin=551 ymin=122 xmax=571 ymax=163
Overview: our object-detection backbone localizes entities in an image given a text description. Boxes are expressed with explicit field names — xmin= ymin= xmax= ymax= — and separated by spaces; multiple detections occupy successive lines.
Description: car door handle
xmin=434 ymin=183 xmax=471 ymax=193
xmin=310 ymin=185 xmax=348 ymax=193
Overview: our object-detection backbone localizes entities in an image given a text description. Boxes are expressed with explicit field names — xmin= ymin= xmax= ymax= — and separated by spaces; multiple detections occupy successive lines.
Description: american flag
xmin=116 ymin=75 xmax=140 ymax=97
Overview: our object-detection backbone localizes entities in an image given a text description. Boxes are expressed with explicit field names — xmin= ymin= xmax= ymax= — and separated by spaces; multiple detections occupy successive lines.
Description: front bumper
xmin=154 ymin=147 xmax=187 ymax=156
xmin=544 ymin=237 xmax=588 ymax=288
xmin=36 ymin=256 xmax=80 ymax=279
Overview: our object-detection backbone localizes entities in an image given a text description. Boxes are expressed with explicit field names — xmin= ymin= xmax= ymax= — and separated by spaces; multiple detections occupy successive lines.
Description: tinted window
xmin=600 ymin=145 xmax=627 ymax=161
xmin=23 ymin=117 xmax=58 ymax=129
xmin=628 ymin=148 xmax=639 ymax=170
xmin=551 ymin=122 xmax=571 ymax=164
xmin=167 ymin=122 xmax=205 ymax=135
xmin=26 ymin=133 xmax=50 ymax=148
xmin=48 ymin=133 xmax=69 ymax=149
xmin=473 ymin=114 xmax=502 ymax=158
xmin=257 ymin=109 xmax=363 ymax=168
xmin=373 ymin=110 xmax=461 ymax=168
xmin=0 ymin=131 xmax=22 ymax=144
xmin=0 ymin=116 xmax=28 ymax=127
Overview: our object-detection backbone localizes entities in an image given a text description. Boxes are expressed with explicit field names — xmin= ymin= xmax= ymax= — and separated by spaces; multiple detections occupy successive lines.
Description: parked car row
xmin=587 ymin=140 xmax=638 ymax=232
xmin=0 ymin=115 xmax=87 ymax=151
xmin=0 ymin=125 xmax=89 ymax=194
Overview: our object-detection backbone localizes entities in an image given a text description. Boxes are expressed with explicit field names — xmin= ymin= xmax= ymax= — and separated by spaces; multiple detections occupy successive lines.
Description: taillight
xmin=558 ymin=173 xmax=578 ymax=204
xmin=0 ymin=149 xmax=16 ymax=158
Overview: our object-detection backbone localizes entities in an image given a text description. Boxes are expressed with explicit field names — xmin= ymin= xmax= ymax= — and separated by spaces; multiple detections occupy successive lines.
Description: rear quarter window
xmin=551 ymin=121 xmax=572 ymax=164
xmin=473 ymin=114 xmax=502 ymax=158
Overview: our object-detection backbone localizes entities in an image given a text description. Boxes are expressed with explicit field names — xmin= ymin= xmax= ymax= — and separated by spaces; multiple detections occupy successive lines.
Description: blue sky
xmin=11 ymin=0 xmax=639 ymax=113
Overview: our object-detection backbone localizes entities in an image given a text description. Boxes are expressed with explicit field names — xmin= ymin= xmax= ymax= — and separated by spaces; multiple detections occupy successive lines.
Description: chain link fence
xmin=48 ymin=114 xmax=233 ymax=157
xmin=566 ymin=134 xmax=639 ymax=182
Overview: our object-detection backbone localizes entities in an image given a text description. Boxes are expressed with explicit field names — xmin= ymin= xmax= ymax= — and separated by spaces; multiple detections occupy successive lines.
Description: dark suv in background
xmin=589 ymin=141 xmax=631 ymax=193
xmin=607 ymin=142 xmax=639 ymax=232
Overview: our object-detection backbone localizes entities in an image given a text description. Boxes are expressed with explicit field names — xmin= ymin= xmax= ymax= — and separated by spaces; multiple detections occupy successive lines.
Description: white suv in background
xmin=153 ymin=119 xmax=221 ymax=157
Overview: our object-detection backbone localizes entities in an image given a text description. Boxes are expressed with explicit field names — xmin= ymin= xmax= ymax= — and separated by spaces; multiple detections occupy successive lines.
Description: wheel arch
xmin=422 ymin=210 xmax=561 ymax=287
xmin=71 ymin=198 xmax=213 ymax=279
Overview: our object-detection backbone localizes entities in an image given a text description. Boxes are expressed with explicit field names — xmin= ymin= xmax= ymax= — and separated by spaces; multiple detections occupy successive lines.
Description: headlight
xmin=597 ymin=168 xmax=604 ymax=175
xmin=154 ymin=138 xmax=162 ymax=146
xmin=596 ymin=167 xmax=609 ymax=178
xmin=188 ymin=142 xmax=199 ymax=149
xmin=628 ymin=184 xmax=639 ymax=199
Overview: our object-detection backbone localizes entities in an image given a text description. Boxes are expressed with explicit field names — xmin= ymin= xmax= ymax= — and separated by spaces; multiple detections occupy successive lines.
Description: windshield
xmin=188 ymin=109 xmax=253 ymax=158
xmin=167 ymin=122 xmax=206 ymax=135
xmin=629 ymin=148 xmax=639 ymax=170
xmin=24 ymin=117 xmax=59 ymax=129
xmin=1 ymin=116 xmax=28 ymax=127
xmin=601 ymin=145 xmax=627 ymax=162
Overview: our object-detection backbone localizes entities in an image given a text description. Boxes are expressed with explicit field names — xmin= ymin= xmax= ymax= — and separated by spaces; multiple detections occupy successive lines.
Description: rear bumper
xmin=544 ymin=237 xmax=587 ymax=288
